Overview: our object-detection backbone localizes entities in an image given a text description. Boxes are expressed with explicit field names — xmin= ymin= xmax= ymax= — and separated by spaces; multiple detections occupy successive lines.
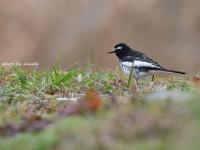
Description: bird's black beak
xmin=107 ymin=49 xmax=115 ymax=54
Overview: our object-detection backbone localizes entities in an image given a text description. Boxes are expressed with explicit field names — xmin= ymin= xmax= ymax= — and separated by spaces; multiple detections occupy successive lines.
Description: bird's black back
xmin=123 ymin=48 xmax=163 ymax=69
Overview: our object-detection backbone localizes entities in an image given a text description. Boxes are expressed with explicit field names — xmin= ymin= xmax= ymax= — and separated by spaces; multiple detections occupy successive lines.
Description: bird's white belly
xmin=120 ymin=63 xmax=154 ymax=79
xmin=138 ymin=72 xmax=152 ymax=76
xmin=120 ymin=63 xmax=131 ymax=75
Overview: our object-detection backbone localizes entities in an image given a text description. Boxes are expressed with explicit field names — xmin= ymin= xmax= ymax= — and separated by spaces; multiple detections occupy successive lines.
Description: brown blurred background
xmin=0 ymin=0 xmax=200 ymax=71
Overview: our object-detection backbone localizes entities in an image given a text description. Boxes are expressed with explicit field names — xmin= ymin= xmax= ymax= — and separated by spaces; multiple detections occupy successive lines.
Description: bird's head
xmin=107 ymin=43 xmax=130 ymax=58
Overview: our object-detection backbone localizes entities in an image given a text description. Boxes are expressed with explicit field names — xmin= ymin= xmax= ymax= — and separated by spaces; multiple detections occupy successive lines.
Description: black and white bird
xmin=108 ymin=43 xmax=185 ymax=84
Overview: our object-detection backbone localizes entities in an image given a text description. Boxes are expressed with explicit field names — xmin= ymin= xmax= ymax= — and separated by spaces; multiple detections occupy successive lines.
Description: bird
xmin=107 ymin=43 xmax=186 ymax=84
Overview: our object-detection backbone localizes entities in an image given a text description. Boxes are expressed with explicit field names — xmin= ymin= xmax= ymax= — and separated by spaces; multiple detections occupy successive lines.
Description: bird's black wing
xmin=126 ymin=50 xmax=164 ymax=69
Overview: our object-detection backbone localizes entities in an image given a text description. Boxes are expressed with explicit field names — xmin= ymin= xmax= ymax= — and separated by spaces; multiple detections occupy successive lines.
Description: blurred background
xmin=0 ymin=0 xmax=200 ymax=71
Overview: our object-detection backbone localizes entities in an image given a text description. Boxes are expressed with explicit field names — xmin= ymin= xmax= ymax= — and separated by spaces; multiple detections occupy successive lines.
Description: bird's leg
xmin=134 ymin=75 xmax=141 ymax=90
xmin=148 ymin=74 xmax=155 ymax=90
xmin=135 ymin=78 xmax=138 ymax=85
xmin=151 ymin=74 xmax=155 ymax=81
xmin=134 ymin=78 xmax=139 ymax=90
xmin=138 ymin=76 xmax=142 ymax=81
xmin=131 ymin=73 xmax=139 ymax=89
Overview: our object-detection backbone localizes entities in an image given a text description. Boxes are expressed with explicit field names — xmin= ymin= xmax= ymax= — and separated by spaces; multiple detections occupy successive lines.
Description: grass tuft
xmin=0 ymin=61 xmax=199 ymax=150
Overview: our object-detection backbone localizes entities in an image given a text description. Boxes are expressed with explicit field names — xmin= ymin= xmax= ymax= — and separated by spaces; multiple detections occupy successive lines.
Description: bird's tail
xmin=162 ymin=68 xmax=186 ymax=75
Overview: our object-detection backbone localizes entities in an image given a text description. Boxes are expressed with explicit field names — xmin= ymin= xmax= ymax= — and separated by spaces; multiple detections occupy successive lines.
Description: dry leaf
xmin=84 ymin=89 xmax=101 ymax=110
xmin=193 ymin=76 xmax=200 ymax=84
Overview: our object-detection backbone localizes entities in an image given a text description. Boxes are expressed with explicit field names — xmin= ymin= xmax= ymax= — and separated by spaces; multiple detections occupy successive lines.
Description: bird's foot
xmin=134 ymin=79 xmax=139 ymax=90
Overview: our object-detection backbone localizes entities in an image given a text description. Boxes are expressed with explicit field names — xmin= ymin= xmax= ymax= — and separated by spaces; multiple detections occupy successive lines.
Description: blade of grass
xmin=127 ymin=62 xmax=134 ymax=88
xmin=89 ymin=49 xmax=94 ymax=66
xmin=55 ymin=70 xmax=80 ymax=86
xmin=46 ymin=68 xmax=54 ymax=84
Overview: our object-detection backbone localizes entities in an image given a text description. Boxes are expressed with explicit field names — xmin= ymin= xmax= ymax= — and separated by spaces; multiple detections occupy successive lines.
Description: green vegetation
xmin=0 ymin=63 xmax=200 ymax=150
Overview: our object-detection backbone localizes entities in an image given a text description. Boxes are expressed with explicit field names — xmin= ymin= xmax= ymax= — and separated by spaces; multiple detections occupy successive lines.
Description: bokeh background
xmin=0 ymin=0 xmax=200 ymax=71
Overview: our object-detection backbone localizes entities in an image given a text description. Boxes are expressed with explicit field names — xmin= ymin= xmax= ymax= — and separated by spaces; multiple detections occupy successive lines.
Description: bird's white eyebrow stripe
xmin=115 ymin=46 xmax=122 ymax=50
xmin=121 ymin=61 xmax=160 ymax=68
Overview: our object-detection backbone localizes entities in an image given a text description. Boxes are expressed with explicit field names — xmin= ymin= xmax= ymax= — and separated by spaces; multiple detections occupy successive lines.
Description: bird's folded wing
xmin=134 ymin=60 xmax=161 ymax=68
xmin=121 ymin=56 xmax=162 ymax=69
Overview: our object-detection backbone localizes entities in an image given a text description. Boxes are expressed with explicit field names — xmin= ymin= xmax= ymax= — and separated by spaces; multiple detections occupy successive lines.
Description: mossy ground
xmin=0 ymin=64 xmax=199 ymax=150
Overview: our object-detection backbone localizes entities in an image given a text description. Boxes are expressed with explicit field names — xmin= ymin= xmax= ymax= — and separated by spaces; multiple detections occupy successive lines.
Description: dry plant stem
xmin=127 ymin=61 xmax=137 ymax=88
